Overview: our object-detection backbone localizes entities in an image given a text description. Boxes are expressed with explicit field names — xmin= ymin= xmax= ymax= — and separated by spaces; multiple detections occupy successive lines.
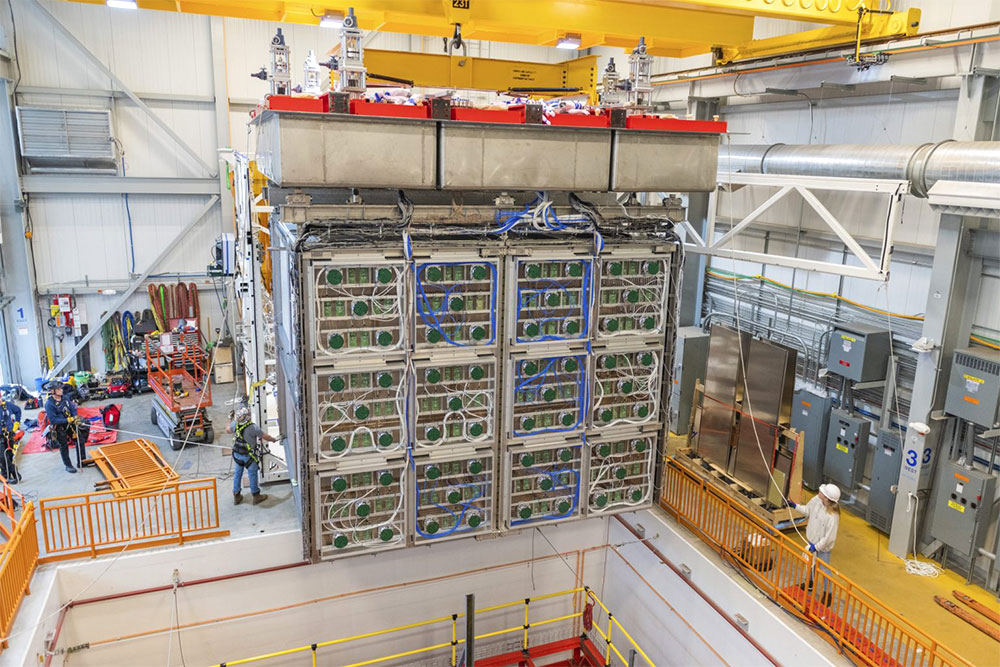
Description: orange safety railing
xmin=660 ymin=459 xmax=973 ymax=667
xmin=38 ymin=477 xmax=229 ymax=563
xmin=0 ymin=479 xmax=39 ymax=652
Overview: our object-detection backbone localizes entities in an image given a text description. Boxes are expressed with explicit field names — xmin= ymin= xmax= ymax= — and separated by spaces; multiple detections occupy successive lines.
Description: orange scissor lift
xmin=146 ymin=331 xmax=215 ymax=450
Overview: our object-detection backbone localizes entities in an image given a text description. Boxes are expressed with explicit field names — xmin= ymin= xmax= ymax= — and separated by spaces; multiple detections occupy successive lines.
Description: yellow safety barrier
xmin=660 ymin=459 xmax=973 ymax=667
xmin=38 ymin=478 xmax=229 ymax=562
xmin=0 ymin=478 xmax=39 ymax=654
xmin=216 ymin=586 xmax=654 ymax=667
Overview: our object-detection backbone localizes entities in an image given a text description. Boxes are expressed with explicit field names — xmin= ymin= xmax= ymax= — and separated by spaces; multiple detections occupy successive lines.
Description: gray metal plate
xmin=696 ymin=324 xmax=749 ymax=471
xmin=612 ymin=131 xmax=719 ymax=192
xmin=440 ymin=123 xmax=611 ymax=190
xmin=256 ymin=113 xmax=437 ymax=188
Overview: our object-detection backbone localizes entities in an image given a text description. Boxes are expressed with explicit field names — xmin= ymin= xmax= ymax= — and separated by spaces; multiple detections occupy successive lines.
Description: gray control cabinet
xmin=826 ymin=323 xmax=891 ymax=383
xmin=866 ymin=428 xmax=903 ymax=533
xmin=928 ymin=462 xmax=997 ymax=556
xmin=823 ymin=409 xmax=871 ymax=490
xmin=791 ymin=390 xmax=833 ymax=490
xmin=670 ymin=327 xmax=710 ymax=435
xmin=944 ymin=347 xmax=1000 ymax=428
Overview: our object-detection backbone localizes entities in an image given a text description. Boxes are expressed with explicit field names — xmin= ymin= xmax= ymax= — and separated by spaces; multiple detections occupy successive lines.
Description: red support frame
xmin=474 ymin=636 xmax=607 ymax=667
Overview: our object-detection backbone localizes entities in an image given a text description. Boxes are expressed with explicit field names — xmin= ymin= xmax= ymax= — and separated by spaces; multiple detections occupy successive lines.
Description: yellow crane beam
xmin=361 ymin=50 xmax=598 ymax=101
xmin=60 ymin=0 xmax=920 ymax=62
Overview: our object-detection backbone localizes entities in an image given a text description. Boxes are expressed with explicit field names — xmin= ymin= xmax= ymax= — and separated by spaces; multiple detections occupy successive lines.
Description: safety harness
xmin=233 ymin=420 xmax=259 ymax=462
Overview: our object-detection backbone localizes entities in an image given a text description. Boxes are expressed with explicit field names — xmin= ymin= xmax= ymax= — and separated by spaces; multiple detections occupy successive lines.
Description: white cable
xmin=903 ymin=494 xmax=941 ymax=578
xmin=722 ymin=134 xmax=810 ymax=546
xmin=878 ymin=283 xmax=943 ymax=578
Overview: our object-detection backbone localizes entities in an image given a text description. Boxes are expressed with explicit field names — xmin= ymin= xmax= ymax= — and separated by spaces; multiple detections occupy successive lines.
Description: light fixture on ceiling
xmin=556 ymin=33 xmax=582 ymax=50
xmin=106 ymin=0 xmax=138 ymax=8
xmin=319 ymin=10 xmax=345 ymax=28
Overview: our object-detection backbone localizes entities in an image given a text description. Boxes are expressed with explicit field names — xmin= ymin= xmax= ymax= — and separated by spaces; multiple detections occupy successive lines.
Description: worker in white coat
xmin=787 ymin=483 xmax=840 ymax=603
xmin=788 ymin=483 xmax=841 ymax=562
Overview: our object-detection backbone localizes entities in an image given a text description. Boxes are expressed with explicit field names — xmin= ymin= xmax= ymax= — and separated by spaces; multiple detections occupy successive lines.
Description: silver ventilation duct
xmin=717 ymin=141 xmax=1000 ymax=197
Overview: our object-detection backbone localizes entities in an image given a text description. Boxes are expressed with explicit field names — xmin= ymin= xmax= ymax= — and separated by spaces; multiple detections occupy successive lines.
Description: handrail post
xmin=450 ymin=614 xmax=458 ymax=667
xmin=605 ymin=612 xmax=613 ymax=666
xmin=174 ymin=484 xmax=185 ymax=545
xmin=85 ymin=494 xmax=96 ymax=558
xmin=311 ymin=643 xmax=317 ymax=667
xmin=522 ymin=598 xmax=530 ymax=651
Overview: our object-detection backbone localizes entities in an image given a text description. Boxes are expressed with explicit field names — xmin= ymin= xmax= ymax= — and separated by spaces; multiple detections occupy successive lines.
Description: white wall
xmin=5 ymin=512 xmax=845 ymax=667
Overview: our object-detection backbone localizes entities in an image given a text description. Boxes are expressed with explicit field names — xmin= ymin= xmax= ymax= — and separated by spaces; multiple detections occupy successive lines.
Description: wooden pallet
xmin=86 ymin=439 xmax=179 ymax=496
xmin=673 ymin=447 xmax=808 ymax=530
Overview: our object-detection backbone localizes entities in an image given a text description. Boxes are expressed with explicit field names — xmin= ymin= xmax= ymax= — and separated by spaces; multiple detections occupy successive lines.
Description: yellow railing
xmin=38 ymin=478 xmax=229 ymax=562
xmin=660 ymin=459 xmax=973 ymax=667
xmin=216 ymin=587 xmax=653 ymax=667
xmin=0 ymin=479 xmax=39 ymax=653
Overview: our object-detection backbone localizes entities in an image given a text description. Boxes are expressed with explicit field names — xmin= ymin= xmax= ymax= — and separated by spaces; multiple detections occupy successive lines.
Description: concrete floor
xmin=12 ymin=387 xmax=298 ymax=545
xmin=667 ymin=432 xmax=1000 ymax=666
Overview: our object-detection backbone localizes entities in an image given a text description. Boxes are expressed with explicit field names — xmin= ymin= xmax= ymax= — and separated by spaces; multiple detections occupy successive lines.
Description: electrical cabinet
xmin=866 ymin=428 xmax=903 ymax=533
xmin=928 ymin=462 xmax=997 ymax=556
xmin=412 ymin=451 xmax=494 ymax=543
xmin=508 ymin=256 xmax=591 ymax=344
xmin=826 ymin=323 xmax=890 ymax=383
xmin=311 ymin=364 xmax=407 ymax=463
xmin=507 ymin=353 xmax=588 ymax=438
xmin=586 ymin=433 xmax=655 ymax=514
xmin=670 ymin=327 xmax=710 ymax=435
xmin=314 ymin=464 xmax=407 ymax=559
xmin=591 ymin=347 xmax=660 ymax=428
xmin=504 ymin=441 xmax=583 ymax=528
xmin=944 ymin=346 xmax=1000 ymax=428
xmin=790 ymin=390 xmax=833 ymax=490
xmin=823 ymin=409 xmax=871 ymax=489
xmin=308 ymin=258 xmax=407 ymax=358
xmin=414 ymin=259 xmax=498 ymax=349
xmin=413 ymin=355 xmax=496 ymax=451
xmin=595 ymin=255 xmax=668 ymax=338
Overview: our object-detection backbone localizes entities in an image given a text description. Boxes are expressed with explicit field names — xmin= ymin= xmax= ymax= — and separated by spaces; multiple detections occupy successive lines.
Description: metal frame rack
xmin=256 ymin=108 xmax=721 ymax=561
xmin=272 ymin=212 xmax=682 ymax=560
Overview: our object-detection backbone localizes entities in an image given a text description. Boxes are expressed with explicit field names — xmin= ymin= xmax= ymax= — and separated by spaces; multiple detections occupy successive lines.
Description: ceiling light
xmin=319 ymin=10 xmax=344 ymax=28
xmin=556 ymin=34 xmax=581 ymax=50
xmin=106 ymin=0 xmax=138 ymax=8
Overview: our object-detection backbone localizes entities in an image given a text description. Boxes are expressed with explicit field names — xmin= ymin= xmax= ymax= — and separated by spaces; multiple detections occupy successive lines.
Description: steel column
xmin=678 ymin=98 xmax=718 ymax=327
xmin=887 ymin=214 xmax=982 ymax=558
xmin=47 ymin=196 xmax=220 ymax=377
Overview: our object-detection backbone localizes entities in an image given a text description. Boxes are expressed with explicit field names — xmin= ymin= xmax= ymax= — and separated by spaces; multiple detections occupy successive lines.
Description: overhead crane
xmin=61 ymin=0 xmax=920 ymax=64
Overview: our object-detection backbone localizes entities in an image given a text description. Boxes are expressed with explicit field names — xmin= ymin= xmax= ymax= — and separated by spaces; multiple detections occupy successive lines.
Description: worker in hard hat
xmin=786 ymin=483 xmax=841 ymax=605
xmin=0 ymin=395 xmax=23 ymax=483
xmin=226 ymin=407 xmax=279 ymax=506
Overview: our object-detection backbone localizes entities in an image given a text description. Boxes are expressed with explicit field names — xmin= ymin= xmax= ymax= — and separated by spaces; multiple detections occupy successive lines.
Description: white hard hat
xmin=237 ymin=407 xmax=251 ymax=423
xmin=819 ymin=483 xmax=841 ymax=504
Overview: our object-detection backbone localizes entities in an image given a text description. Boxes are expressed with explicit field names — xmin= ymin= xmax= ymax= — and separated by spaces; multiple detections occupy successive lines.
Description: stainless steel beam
xmin=25 ymin=0 xmax=218 ymax=179
xmin=47 ymin=195 xmax=220 ymax=377
xmin=20 ymin=175 xmax=220 ymax=195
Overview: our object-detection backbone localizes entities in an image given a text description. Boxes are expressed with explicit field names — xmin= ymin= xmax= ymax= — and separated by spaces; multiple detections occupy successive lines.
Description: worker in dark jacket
xmin=44 ymin=383 xmax=83 ymax=473
xmin=0 ymin=396 xmax=22 ymax=483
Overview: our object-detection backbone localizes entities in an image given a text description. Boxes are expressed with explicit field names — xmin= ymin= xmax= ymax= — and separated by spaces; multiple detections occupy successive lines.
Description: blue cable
xmin=510 ymin=451 xmax=582 ymax=526
xmin=514 ymin=259 xmax=591 ymax=343
xmin=121 ymin=157 xmax=136 ymax=274
xmin=415 ymin=261 xmax=497 ymax=347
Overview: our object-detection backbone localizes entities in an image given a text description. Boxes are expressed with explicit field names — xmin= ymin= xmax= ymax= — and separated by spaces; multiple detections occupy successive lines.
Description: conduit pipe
xmin=718 ymin=141 xmax=1000 ymax=197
